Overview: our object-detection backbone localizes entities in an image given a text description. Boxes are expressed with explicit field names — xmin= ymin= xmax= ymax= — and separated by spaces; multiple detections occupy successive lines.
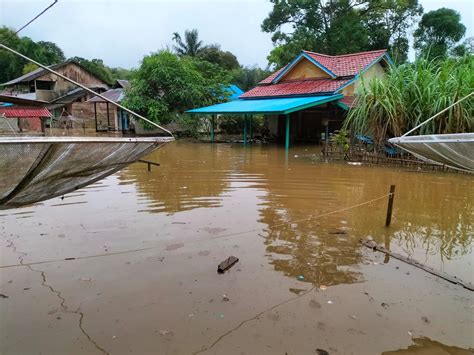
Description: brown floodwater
xmin=0 ymin=141 xmax=473 ymax=355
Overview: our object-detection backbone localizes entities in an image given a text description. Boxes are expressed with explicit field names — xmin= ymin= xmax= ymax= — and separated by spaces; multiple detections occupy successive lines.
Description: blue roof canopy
xmin=187 ymin=94 xmax=343 ymax=115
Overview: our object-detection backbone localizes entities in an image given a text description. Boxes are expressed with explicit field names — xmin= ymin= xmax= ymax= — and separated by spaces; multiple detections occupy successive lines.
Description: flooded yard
xmin=1 ymin=141 xmax=473 ymax=354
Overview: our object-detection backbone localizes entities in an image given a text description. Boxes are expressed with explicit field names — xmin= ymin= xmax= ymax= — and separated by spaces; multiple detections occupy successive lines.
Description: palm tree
xmin=172 ymin=29 xmax=203 ymax=57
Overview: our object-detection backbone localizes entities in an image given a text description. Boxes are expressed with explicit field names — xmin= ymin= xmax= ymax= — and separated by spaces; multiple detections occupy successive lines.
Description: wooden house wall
xmin=280 ymin=58 xmax=331 ymax=82
xmin=35 ymin=63 xmax=108 ymax=101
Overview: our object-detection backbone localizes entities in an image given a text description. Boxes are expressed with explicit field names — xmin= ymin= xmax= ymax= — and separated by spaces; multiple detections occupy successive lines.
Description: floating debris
xmin=0 ymin=294 xmax=8 ymax=299
xmin=297 ymin=275 xmax=305 ymax=281
xmin=221 ymin=294 xmax=230 ymax=302
xmin=218 ymin=256 xmax=239 ymax=273
xmin=327 ymin=300 xmax=334 ymax=304
xmin=319 ymin=285 xmax=327 ymax=291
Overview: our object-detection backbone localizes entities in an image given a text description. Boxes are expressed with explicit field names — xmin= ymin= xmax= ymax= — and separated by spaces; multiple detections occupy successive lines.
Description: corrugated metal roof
xmin=0 ymin=106 xmax=52 ymax=118
xmin=87 ymin=88 xmax=124 ymax=103
xmin=116 ymin=80 xmax=131 ymax=89
xmin=240 ymin=79 xmax=350 ymax=98
xmin=187 ymin=95 xmax=342 ymax=115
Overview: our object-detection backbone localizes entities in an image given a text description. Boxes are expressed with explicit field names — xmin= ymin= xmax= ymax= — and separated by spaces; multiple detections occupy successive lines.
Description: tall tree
xmin=197 ymin=45 xmax=240 ymax=71
xmin=37 ymin=41 xmax=65 ymax=64
xmin=172 ymin=29 xmax=204 ymax=57
xmin=414 ymin=8 xmax=467 ymax=60
xmin=124 ymin=51 xmax=229 ymax=125
xmin=262 ymin=0 xmax=422 ymax=68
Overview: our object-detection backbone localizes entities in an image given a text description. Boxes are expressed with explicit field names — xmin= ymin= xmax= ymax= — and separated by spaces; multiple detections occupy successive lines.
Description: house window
xmin=35 ymin=80 xmax=55 ymax=90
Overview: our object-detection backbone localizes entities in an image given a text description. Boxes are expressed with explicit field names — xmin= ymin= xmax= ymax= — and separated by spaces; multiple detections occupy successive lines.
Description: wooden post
xmin=106 ymin=102 xmax=110 ymax=130
xmin=94 ymin=102 xmax=98 ymax=132
xmin=243 ymin=115 xmax=247 ymax=146
xmin=285 ymin=114 xmax=290 ymax=152
xmin=385 ymin=185 xmax=396 ymax=227
xmin=210 ymin=115 xmax=215 ymax=143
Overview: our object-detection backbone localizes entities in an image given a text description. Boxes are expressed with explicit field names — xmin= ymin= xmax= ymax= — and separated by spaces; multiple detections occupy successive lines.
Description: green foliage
xmin=22 ymin=62 xmax=38 ymax=75
xmin=109 ymin=67 xmax=133 ymax=81
xmin=331 ymin=130 xmax=350 ymax=152
xmin=124 ymin=50 xmax=230 ymax=125
xmin=219 ymin=115 xmax=264 ymax=135
xmin=344 ymin=56 xmax=474 ymax=144
xmin=262 ymin=0 xmax=423 ymax=68
xmin=197 ymin=45 xmax=240 ymax=70
xmin=68 ymin=57 xmax=114 ymax=85
xmin=230 ymin=66 xmax=271 ymax=91
xmin=172 ymin=29 xmax=204 ymax=57
xmin=0 ymin=26 xmax=65 ymax=83
xmin=414 ymin=8 xmax=466 ymax=60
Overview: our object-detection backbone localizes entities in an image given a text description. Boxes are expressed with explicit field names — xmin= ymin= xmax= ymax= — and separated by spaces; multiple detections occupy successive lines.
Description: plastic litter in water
xmin=327 ymin=300 xmax=333 ymax=304
xmin=297 ymin=275 xmax=305 ymax=281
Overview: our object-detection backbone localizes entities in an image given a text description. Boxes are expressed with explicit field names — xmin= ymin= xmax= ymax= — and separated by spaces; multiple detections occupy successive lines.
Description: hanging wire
xmin=14 ymin=0 xmax=59 ymax=35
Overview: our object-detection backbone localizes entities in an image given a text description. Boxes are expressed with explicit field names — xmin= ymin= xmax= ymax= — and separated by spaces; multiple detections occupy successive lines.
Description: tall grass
xmin=344 ymin=56 xmax=474 ymax=144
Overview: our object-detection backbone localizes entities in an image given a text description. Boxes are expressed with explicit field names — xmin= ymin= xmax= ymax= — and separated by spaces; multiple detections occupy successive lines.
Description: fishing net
xmin=0 ymin=136 xmax=172 ymax=209
xmin=389 ymin=133 xmax=474 ymax=172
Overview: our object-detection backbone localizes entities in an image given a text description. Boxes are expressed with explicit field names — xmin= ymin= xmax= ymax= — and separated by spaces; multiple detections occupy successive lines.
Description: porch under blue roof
xmin=187 ymin=94 xmax=343 ymax=115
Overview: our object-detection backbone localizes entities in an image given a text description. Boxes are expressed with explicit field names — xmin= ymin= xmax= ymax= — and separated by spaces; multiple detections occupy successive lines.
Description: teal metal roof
xmin=187 ymin=94 xmax=343 ymax=115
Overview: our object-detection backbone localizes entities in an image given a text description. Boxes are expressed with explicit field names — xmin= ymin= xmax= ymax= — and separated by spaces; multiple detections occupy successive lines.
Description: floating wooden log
xmin=217 ymin=256 xmax=239 ymax=273
xmin=360 ymin=239 xmax=474 ymax=291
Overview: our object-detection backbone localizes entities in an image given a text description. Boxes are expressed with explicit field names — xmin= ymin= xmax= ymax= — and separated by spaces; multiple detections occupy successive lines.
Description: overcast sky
xmin=1 ymin=0 xmax=473 ymax=69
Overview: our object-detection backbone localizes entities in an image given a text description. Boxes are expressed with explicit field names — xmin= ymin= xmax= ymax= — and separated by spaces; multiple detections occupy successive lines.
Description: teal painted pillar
xmin=285 ymin=114 xmax=290 ymax=152
xmin=243 ymin=115 xmax=247 ymax=145
xmin=210 ymin=115 xmax=215 ymax=143
xmin=249 ymin=115 xmax=252 ymax=143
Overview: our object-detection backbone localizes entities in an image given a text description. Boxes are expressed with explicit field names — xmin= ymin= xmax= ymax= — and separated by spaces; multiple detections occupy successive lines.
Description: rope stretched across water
xmin=0 ymin=193 xmax=392 ymax=269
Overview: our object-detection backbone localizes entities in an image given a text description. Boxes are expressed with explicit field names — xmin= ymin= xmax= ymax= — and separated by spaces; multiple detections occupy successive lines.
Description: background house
xmin=0 ymin=60 xmax=111 ymax=131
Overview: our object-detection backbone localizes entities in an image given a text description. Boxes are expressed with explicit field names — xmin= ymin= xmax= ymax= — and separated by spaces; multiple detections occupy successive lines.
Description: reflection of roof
xmin=241 ymin=79 xmax=350 ymax=99
xmin=0 ymin=106 xmax=51 ymax=118
xmin=87 ymin=88 xmax=125 ymax=103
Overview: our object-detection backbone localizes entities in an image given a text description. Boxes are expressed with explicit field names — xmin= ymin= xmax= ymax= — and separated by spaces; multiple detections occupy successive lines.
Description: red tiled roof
xmin=303 ymin=49 xmax=387 ymax=77
xmin=240 ymin=79 xmax=350 ymax=98
xmin=0 ymin=106 xmax=52 ymax=118
xmin=258 ymin=49 xmax=388 ymax=85
xmin=338 ymin=96 xmax=356 ymax=108
xmin=259 ymin=66 xmax=288 ymax=84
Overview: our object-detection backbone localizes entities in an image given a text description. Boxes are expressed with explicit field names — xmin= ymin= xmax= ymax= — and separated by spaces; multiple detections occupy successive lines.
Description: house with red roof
xmin=188 ymin=49 xmax=392 ymax=150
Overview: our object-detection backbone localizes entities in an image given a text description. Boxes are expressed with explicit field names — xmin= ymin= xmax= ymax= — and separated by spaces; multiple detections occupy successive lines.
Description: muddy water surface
xmin=1 ymin=141 xmax=473 ymax=355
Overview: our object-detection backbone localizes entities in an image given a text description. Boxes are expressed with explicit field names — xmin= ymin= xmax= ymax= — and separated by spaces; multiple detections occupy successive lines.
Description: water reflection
xmin=119 ymin=142 xmax=232 ymax=214
xmin=120 ymin=142 xmax=473 ymax=285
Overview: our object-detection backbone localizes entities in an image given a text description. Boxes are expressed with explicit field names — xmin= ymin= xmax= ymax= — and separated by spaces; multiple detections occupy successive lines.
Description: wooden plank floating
xmin=360 ymin=239 xmax=474 ymax=292
xmin=218 ymin=256 xmax=239 ymax=273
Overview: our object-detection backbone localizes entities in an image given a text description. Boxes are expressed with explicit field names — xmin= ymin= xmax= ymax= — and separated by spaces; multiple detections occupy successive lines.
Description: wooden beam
xmin=360 ymin=239 xmax=474 ymax=291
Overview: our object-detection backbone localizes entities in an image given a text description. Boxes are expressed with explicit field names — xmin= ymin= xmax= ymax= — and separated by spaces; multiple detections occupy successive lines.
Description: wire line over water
xmin=0 ymin=193 xmax=392 ymax=269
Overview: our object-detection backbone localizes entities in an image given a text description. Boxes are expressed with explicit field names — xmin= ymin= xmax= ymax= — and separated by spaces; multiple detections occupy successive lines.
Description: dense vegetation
xmin=124 ymin=51 xmax=229 ymax=126
xmin=344 ymin=55 xmax=474 ymax=144
xmin=0 ymin=26 xmax=132 ymax=85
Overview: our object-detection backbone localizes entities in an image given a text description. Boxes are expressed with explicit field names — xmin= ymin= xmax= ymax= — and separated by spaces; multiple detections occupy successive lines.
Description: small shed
xmin=0 ymin=106 xmax=52 ymax=133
